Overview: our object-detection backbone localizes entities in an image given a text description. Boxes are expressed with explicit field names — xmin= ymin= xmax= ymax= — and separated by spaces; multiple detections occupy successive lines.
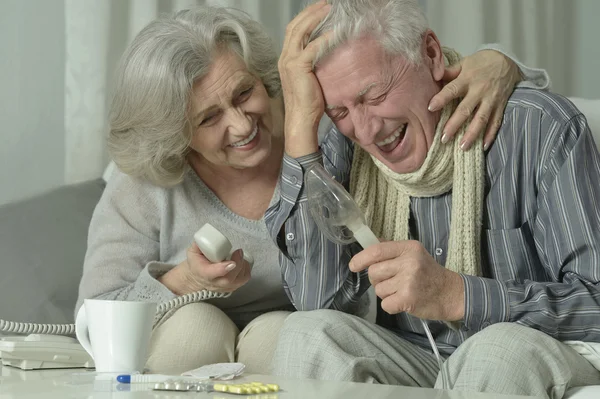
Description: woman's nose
xmin=227 ymin=108 xmax=253 ymax=135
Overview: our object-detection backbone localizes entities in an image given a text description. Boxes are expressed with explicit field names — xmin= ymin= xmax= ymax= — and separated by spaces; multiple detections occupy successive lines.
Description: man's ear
xmin=422 ymin=30 xmax=445 ymax=82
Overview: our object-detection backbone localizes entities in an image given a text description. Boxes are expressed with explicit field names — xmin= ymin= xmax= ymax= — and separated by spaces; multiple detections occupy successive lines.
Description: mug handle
xmin=75 ymin=305 xmax=94 ymax=360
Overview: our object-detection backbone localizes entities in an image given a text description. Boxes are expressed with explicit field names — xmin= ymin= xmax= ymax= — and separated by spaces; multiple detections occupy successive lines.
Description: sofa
xmin=0 ymin=97 xmax=599 ymax=398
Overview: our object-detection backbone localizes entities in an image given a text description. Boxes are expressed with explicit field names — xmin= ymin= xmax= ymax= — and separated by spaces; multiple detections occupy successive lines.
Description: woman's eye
xmin=237 ymin=87 xmax=254 ymax=101
xmin=199 ymin=114 xmax=217 ymax=126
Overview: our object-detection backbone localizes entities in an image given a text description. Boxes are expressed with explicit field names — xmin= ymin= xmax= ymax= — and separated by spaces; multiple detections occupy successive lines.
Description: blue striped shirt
xmin=267 ymin=88 xmax=600 ymax=354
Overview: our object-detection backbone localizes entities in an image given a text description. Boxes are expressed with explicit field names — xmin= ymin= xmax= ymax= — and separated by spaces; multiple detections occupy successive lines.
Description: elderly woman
xmin=75 ymin=5 xmax=549 ymax=374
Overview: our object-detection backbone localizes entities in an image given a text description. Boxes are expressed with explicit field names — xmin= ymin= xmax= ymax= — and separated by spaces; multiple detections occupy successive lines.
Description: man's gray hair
xmin=109 ymin=6 xmax=280 ymax=187
xmin=309 ymin=0 xmax=429 ymax=66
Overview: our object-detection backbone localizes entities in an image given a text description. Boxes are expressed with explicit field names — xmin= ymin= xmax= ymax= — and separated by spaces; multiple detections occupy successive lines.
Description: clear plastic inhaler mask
xmin=305 ymin=164 xmax=448 ymax=386
xmin=305 ymin=164 xmax=379 ymax=248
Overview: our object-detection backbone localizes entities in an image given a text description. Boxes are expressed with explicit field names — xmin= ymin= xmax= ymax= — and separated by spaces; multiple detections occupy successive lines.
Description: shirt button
xmin=290 ymin=176 xmax=299 ymax=185
xmin=435 ymin=248 xmax=443 ymax=256
xmin=286 ymin=233 xmax=295 ymax=241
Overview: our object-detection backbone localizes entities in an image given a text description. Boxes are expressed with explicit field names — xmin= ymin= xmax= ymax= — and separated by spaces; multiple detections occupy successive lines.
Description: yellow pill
xmin=260 ymin=386 xmax=270 ymax=393
xmin=227 ymin=386 xmax=244 ymax=394
xmin=266 ymin=384 xmax=280 ymax=392
xmin=213 ymin=384 xmax=229 ymax=392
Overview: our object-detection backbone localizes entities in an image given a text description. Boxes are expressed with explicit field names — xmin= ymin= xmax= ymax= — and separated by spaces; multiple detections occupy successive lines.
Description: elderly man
xmin=272 ymin=0 xmax=600 ymax=397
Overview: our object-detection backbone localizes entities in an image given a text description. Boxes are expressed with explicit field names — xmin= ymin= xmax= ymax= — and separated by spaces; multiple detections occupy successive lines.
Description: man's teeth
xmin=376 ymin=124 xmax=406 ymax=147
xmin=231 ymin=125 xmax=258 ymax=147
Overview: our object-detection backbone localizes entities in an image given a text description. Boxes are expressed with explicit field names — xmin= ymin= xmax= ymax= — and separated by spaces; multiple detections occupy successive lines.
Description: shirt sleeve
xmin=75 ymin=171 xmax=226 ymax=317
xmin=478 ymin=43 xmax=551 ymax=90
xmin=462 ymin=114 xmax=600 ymax=341
xmin=264 ymin=127 xmax=370 ymax=313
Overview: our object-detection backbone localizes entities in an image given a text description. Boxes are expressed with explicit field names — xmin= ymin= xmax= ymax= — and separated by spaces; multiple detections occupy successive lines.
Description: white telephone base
xmin=0 ymin=334 xmax=94 ymax=370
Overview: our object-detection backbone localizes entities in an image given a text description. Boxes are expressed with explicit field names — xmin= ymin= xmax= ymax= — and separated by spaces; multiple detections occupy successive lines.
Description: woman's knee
xmin=236 ymin=311 xmax=292 ymax=374
xmin=146 ymin=302 xmax=238 ymax=374
xmin=238 ymin=311 xmax=291 ymax=343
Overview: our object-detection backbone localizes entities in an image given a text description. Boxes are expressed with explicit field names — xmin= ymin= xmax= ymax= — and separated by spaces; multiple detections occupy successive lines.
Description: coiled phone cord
xmin=0 ymin=289 xmax=231 ymax=336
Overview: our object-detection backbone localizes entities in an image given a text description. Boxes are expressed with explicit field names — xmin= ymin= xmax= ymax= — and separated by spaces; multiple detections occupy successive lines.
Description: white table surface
xmin=0 ymin=366 xmax=534 ymax=399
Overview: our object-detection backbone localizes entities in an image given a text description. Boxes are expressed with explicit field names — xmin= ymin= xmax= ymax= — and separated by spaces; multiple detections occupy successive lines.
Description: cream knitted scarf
xmin=349 ymin=48 xmax=484 ymax=277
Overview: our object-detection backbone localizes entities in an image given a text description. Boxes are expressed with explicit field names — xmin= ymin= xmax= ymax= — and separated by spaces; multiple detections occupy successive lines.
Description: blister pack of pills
xmin=152 ymin=380 xmax=280 ymax=395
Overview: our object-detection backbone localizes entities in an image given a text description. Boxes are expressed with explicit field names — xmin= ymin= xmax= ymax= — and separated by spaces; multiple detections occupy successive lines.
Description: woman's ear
xmin=422 ymin=30 xmax=445 ymax=82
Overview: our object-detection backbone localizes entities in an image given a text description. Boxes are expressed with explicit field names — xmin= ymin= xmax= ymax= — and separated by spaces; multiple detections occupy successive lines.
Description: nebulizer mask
xmin=305 ymin=164 xmax=379 ymax=248
xmin=305 ymin=163 xmax=449 ymax=388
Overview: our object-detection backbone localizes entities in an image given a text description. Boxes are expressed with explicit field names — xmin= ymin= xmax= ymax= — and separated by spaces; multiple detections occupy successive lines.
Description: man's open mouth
xmin=375 ymin=123 xmax=407 ymax=153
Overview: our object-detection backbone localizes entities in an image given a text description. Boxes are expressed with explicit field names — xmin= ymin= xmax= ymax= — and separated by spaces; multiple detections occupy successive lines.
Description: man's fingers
xmin=428 ymin=76 xmax=467 ymax=113
xmin=299 ymin=30 xmax=333 ymax=63
xmin=373 ymin=279 xmax=398 ymax=300
xmin=350 ymin=241 xmax=417 ymax=273
xmin=283 ymin=1 xmax=326 ymax=44
xmin=380 ymin=294 xmax=405 ymax=315
xmin=367 ymin=260 xmax=399 ymax=286
xmin=283 ymin=1 xmax=330 ymax=52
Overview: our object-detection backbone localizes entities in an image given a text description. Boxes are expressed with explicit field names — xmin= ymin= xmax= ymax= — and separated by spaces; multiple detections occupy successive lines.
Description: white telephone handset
xmin=0 ymin=223 xmax=249 ymax=369
xmin=194 ymin=223 xmax=254 ymax=266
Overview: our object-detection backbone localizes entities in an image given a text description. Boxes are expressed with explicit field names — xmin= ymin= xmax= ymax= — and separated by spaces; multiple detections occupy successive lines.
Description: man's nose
xmin=350 ymin=109 xmax=382 ymax=145
xmin=227 ymin=107 xmax=252 ymax=134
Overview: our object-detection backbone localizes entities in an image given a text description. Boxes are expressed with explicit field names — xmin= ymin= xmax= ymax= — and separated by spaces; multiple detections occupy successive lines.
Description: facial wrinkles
xmin=407 ymin=60 xmax=442 ymax=150
xmin=330 ymin=66 xmax=373 ymax=109
xmin=384 ymin=56 xmax=413 ymax=97
xmin=356 ymin=57 xmax=410 ymax=146
xmin=321 ymin=68 xmax=382 ymax=144
xmin=319 ymin=38 xmax=421 ymax=145
xmin=195 ymin=73 xmax=248 ymax=120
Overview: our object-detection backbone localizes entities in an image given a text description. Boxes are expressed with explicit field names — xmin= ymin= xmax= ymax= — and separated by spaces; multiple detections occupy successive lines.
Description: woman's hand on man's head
xmin=428 ymin=50 xmax=521 ymax=151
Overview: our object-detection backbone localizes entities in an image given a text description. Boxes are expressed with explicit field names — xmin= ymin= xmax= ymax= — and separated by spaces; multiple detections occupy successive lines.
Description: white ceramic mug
xmin=75 ymin=299 xmax=156 ymax=373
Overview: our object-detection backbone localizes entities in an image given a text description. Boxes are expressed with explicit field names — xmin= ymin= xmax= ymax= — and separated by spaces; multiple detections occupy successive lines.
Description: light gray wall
xmin=0 ymin=0 xmax=65 ymax=206
xmin=572 ymin=0 xmax=600 ymax=99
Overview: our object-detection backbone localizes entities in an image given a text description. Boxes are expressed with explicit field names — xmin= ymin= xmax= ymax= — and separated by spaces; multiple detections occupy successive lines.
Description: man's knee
xmin=273 ymin=310 xmax=348 ymax=363
xmin=441 ymin=323 xmax=587 ymax=396
xmin=461 ymin=322 xmax=558 ymax=355
xmin=272 ymin=309 xmax=353 ymax=377
xmin=278 ymin=309 xmax=346 ymax=341
xmin=447 ymin=322 xmax=568 ymax=383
